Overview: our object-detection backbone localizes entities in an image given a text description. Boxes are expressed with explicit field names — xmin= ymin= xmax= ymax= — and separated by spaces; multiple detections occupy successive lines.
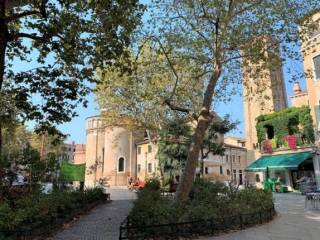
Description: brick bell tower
xmin=242 ymin=38 xmax=288 ymax=164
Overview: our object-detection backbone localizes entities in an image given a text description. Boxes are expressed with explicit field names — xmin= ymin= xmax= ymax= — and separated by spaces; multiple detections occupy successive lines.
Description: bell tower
xmin=242 ymin=39 xmax=288 ymax=163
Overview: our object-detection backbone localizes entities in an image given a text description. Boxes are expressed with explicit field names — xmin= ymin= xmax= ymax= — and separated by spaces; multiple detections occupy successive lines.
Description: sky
xmin=12 ymin=2 xmax=307 ymax=144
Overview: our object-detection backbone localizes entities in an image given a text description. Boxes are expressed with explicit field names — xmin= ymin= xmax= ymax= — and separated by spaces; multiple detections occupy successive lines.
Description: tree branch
xmin=164 ymin=99 xmax=190 ymax=114
xmin=5 ymin=10 xmax=42 ymax=22
xmin=175 ymin=8 xmax=213 ymax=48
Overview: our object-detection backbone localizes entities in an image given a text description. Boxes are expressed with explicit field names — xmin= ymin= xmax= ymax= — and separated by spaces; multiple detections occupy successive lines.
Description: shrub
xmin=0 ymin=187 xmax=105 ymax=237
xmin=144 ymin=177 xmax=161 ymax=190
xmin=129 ymin=179 xmax=274 ymax=226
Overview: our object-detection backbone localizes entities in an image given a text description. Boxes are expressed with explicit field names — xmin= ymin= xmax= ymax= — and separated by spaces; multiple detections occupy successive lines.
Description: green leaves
xmin=1 ymin=0 xmax=145 ymax=133
xmin=256 ymin=106 xmax=315 ymax=146
xmin=96 ymin=43 xmax=203 ymax=130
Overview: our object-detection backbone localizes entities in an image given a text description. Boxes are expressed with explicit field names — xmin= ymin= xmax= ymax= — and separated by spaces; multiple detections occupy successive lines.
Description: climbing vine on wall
xmin=256 ymin=106 xmax=315 ymax=146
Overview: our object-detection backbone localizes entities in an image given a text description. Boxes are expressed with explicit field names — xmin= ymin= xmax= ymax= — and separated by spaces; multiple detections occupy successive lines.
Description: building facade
xmin=290 ymin=82 xmax=309 ymax=108
xmin=85 ymin=116 xmax=144 ymax=188
xmin=136 ymin=140 xmax=159 ymax=181
xmin=74 ymin=144 xmax=86 ymax=165
xmin=242 ymin=39 xmax=288 ymax=165
xmin=63 ymin=142 xmax=76 ymax=162
xmin=299 ymin=11 xmax=320 ymax=131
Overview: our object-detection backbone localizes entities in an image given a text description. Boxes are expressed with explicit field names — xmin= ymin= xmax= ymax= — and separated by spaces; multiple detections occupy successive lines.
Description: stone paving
xmin=50 ymin=190 xmax=320 ymax=240
xmin=201 ymin=192 xmax=320 ymax=240
xmin=50 ymin=188 xmax=136 ymax=240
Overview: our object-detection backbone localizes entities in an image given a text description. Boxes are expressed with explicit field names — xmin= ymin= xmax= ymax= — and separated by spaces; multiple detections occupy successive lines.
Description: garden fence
xmin=119 ymin=205 xmax=276 ymax=240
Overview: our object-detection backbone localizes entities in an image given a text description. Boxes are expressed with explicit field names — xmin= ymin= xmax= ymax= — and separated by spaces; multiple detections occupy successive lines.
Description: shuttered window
xmin=314 ymin=55 xmax=320 ymax=80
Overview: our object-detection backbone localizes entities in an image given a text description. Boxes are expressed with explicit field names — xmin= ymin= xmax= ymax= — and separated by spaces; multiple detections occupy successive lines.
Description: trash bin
xmin=280 ymin=185 xmax=288 ymax=193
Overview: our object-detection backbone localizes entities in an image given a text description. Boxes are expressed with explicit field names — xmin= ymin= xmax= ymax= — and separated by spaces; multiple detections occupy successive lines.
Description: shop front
xmin=245 ymin=151 xmax=316 ymax=192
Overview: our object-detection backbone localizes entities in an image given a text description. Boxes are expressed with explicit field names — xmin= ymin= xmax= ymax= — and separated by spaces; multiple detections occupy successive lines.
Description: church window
xmin=138 ymin=147 xmax=141 ymax=155
xmin=314 ymin=55 xmax=320 ymax=80
xmin=118 ymin=157 xmax=125 ymax=172
xmin=148 ymin=145 xmax=152 ymax=153
xmin=137 ymin=164 xmax=141 ymax=173
xmin=227 ymin=169 xmax=230 ymax=175
xmin=148 ymin=163 xmax=152 ymax=173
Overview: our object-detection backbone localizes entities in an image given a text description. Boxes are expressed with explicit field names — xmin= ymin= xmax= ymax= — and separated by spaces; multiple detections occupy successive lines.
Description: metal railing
xmin=119 ymin=205 xmax=276 ymax=240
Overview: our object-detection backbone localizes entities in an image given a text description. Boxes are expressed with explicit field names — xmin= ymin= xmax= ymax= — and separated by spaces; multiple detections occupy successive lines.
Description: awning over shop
xmin=245 ymin=151 xmax=313 ymax=172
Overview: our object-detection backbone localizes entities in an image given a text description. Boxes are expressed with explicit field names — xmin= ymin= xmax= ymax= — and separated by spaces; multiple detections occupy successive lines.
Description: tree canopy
xmin=96 ymin=42 xmax=204 ymax=130
xmin=0 ymin=0 xmax=144 ymax=137
xmin=146 ymin=0 xmax=319 ymax=201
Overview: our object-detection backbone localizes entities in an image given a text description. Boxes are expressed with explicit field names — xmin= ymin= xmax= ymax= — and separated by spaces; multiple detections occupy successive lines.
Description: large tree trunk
xmin=0 ymin=0 xmax=7 ymax=200
xmin=175 ymin=66 xmax=221 ymax=202
xmin=0 ymin=0 xmax=7 ymax=91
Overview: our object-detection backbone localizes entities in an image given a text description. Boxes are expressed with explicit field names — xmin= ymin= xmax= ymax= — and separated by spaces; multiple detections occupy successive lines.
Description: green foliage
xmin=144 ymin=177 xmax=161 ymax=190
xmin=201 ymin=115 xmax=238 ymax=159
xmin=59 ymin=161 xmax=85 ymax=182
xmin=129 ymin=179 xmax=274 ymax=226
xmin=0 ymin=188 xmax=105 ymax=236
xmin=256 ymin=106 xmax=315 ymax=146
xmin=157 ymin=117 xmax=192 ymax=182
xmin=96 ymin=43 xmax=203 ymax=130
xmin=0 ymin=0 xmax=145 ymax=133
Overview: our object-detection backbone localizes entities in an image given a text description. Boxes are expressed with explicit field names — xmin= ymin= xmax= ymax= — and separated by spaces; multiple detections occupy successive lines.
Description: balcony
xmin=259 ymin=135 xmax=315 ymax=155
xmin=256 ymin=106 xmax=315 ymax=155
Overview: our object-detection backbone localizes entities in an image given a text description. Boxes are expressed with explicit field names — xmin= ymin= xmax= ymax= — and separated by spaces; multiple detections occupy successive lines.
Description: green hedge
xmin=0 ymin=188 xmax=105 ymax=239
xmin=128 ymin=179 xmax=273 ymax=226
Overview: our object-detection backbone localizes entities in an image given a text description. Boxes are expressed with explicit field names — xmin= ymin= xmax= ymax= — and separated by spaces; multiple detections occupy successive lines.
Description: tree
xmin=147 ymin=0 xmax=318 ymax=201
xmin=199 ymin=114 xmax=238 ymax=177
xmin=0 ymin=0 xmax=144 ymax=153
xmin=158 ymin=114 xmax=238 ymax=182
xmin=157 ymin=117 xmax=192 ymax=184
xmin=96 ymin=43 xmax=203 ymax=131
xmin=0 ymin=123 xmax=66 ymax=199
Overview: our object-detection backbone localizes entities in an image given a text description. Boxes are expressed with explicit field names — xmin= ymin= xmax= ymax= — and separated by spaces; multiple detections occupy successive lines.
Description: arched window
xmin=118 ymin=157 xmax=125 ymax=172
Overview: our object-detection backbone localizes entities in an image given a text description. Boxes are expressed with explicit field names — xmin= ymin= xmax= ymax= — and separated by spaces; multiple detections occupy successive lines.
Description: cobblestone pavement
xmin=201 ymin=193 xmax=320 ymax=240
xmin=51 ymin=188 xmax=136 ymax=240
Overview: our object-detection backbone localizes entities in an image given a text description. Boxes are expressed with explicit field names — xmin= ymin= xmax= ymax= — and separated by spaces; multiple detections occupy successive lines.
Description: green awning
xmin=60 ymin=161 xmax=86 ymax=182
xmin=245 ymin=151 xmax=313 ymax=172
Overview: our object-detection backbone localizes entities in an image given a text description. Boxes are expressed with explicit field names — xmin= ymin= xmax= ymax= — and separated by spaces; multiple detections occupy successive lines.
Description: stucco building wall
xmin=85 ymin=116 xmax=144 ymax=188
xmin=301 ymin=12 xmax=320 ymax=130
xmin=136 ymin=141 xmax=158 ymax=181
xmin=74 ymin=144 xmax=86 ymax=165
